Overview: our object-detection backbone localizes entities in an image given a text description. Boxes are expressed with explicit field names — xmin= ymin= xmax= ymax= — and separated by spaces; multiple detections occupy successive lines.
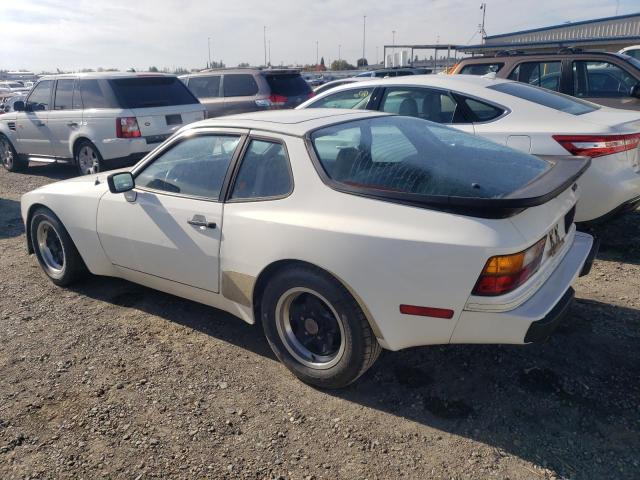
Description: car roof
xmin=181 ymin=68 xmax=301 ymax=78
xmin=37 ymin=72 xmax=178 ymax=80
xmin=457 ymin=51 xmax=633 ymax=62
xmin=184 ymin=108 xmax=390 ymax=137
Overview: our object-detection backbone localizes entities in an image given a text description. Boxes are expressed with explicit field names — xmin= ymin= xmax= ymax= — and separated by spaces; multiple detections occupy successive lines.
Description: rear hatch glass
xmin=311 ymin=116 xmax=551 ymax=200
xmin=264 ymin=73 xmax=311 ymax=106
xmin=109 ymin=76 xmax=199 ymax=109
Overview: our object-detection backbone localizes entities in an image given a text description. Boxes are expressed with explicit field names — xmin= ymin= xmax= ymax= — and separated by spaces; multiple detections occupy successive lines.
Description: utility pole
xmin=362 ymin=15 xmax=367 ymax=64
xmin=479 ymin=3 xmax=487 ymax=43
xmin=263 ymin=26 xmax=267 ymax=66
xmin=207 ymin=37 xmax=211 ymax=69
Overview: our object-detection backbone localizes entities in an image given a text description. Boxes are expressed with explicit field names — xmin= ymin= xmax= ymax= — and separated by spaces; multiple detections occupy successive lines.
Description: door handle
xmin=187 ymin=215 xmax=216 ymax=229
xmin=67 ymin=121 xmax=78 ymax=127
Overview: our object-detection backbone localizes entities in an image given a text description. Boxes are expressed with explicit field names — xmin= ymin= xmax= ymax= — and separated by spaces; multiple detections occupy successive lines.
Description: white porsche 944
xmin=21 ymin=109 xmax=597 ymax=388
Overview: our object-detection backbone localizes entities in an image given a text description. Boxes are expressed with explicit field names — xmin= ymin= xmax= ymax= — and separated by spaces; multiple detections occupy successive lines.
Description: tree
xmin=356 ymin=58 xmax=368 ymax=67
xmin=148 ymin=66 xmax=159 ymax=72
xmin=238 ymin=62 xmax=250 ymax=67
xmin=320 ymin=56 xmax=325 ymax=67
xmin=330 ymin=59 xmax=356 ymax=71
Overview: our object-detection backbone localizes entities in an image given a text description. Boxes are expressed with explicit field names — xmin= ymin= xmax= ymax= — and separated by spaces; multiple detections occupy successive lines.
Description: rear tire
xmin=261 ymin=265 xmax=381 ymax=389
xmin=30 ymin=207 xmax=87 ymax=286
xmin=0 ymin=134 xmax=28 ymax=172
xmin=75 ymin=140 xmax=103 ymax=176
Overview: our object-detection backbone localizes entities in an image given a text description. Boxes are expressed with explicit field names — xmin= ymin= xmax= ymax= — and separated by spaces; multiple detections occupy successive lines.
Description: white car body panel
xmin=21 ymin=110 xmax=594 ymax=352
xmin=298 ymin=75 xmax=640 ymax=222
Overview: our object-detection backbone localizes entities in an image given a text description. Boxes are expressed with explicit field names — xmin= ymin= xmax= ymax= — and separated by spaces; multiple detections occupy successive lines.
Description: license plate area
xmin=165 ymin=114 xmax=182 ymax=126
xmin=547 ymin=223 xmax=565 ymax=258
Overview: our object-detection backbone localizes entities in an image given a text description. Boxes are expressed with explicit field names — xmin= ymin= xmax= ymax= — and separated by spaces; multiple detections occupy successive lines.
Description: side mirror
xmin=631 ymin=83 xmax=640 ymax=99
xmin=107 ymin=172 xmax=135 ymax=193
xmin=13 ymin=100 xmax=25 ymax=111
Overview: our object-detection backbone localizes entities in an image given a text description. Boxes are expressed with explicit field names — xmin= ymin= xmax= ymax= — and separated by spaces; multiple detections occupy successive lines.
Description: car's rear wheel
xmin=75 ymin=140 xmax=103 ymax=176
xmin=0 ymin=134 xmax=28 ymax=172
xmin=261 ymin=266 xmax=381 ymax=389
xmin=30 ymin=207 xmax=87 ymax=286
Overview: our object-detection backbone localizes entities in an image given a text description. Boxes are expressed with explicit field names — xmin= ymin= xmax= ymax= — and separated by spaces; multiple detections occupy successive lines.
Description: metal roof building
xmin=464 ymin=12 xmax=640 ymax=55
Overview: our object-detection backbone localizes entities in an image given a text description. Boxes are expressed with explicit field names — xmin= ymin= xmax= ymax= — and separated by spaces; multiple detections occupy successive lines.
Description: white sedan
xmin=21 ymin=109 xmax=596 ymax=388
xmin=298 ymin=75 xmax=640 ymax=223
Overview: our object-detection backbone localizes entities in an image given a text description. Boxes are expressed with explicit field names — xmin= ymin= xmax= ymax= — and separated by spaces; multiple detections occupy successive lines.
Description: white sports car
xmin=21 ymin=109 xmax=596 ymax=388
xmin=298 ymin=75 xmax=640 ymax=223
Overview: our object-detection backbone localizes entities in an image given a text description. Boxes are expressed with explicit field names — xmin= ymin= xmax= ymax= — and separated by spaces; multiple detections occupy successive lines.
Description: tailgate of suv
xmin=131 ymin=105 xmax=204 ymax=144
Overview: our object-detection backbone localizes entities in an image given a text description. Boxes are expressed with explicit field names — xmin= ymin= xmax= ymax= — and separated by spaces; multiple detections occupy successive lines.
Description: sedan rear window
xmin=264 ymin=74 xmax=311 ymax=96
xmin=109 ymin=76 xmax=199 ymax=108
xmin=310 ymin=116 xmax=550 ymax=199
xmin=488 ymin=82 xmax=598 ymax=115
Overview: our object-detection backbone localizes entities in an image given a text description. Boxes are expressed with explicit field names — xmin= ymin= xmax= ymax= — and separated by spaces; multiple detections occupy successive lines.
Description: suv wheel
xmin=75 ymin=140 xmax=103 ymax=175
xmin=0 ymin=134 xmax=28 ymax=172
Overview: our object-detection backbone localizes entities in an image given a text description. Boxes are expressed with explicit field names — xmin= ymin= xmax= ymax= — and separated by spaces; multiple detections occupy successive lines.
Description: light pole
xmin=362 ymin=15 xmax=366 ymax=64
xmin=376 ymin=46 xmax=379 ymax=65
xmin=392 ymin=30 xmax=396 ymax=46
xmin=268 ymin=40 xmax=271 ymax=66
xmin=316 ymin=40 xmax=319 ymax=66
xmin=263 ymin=26 xmax=267 ymax=66
xmin=207 ymin=37 xmax=211 ymax=68
xmin=338 ymin=44 xmax=341 ymax=63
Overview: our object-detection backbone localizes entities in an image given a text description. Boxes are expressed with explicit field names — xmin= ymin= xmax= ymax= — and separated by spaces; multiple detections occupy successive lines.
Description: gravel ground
xmin=0 ymin=163 xmax=639 ymax=480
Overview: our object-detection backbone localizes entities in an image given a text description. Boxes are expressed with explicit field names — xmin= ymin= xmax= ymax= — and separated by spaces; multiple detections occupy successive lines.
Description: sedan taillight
xmin=553 ymin=133 xmax=640 ymax=158
xmin=116 ymin=117 xmax=141 ymax=138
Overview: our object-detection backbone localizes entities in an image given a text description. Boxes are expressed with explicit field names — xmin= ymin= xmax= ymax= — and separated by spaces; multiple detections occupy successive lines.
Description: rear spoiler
xmin=328 ymin=156 xmax=590 ymax=219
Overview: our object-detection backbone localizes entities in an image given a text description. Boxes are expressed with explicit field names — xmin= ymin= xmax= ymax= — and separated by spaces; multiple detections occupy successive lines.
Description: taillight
xmin=553 ymin=133 xmax=640 ymax=158
xmin=472 ymin=238 xmax=547 ymax=296
xmin=116 ymin=117 xmax=141 ymax=138
xmin=269 ymin=94 xmax=288 ymax=107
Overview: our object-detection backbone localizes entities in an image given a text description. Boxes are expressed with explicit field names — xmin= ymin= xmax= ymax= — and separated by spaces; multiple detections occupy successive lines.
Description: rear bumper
xmin=449 ymin=231 xmax=594 ymax=345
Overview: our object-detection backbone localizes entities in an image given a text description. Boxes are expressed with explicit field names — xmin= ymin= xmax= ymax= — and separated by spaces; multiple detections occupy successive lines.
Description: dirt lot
xmin=0 ymin=164 xmax=639 ymax=480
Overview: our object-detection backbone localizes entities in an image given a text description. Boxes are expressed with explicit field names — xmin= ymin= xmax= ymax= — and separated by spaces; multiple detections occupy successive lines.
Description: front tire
xmin=0 ymin=134 xmax=28 ymax=172
xmin=261 ymin=266 xmax=381 ymax=389
xmin=75 ymin=140 xmax=103 ymax=176
xmin=30 ymin=207 xmax=87 ymax=286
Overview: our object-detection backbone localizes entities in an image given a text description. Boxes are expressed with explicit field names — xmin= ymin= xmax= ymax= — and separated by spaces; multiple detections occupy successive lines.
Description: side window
xmin=459 ymin=63 xmax=504 ymax=75
xmin=379 ymin=88 xmax=464 ymax=124
xmin=26 ymin=80 xmax=53 ymax=110
xmin=307 ymin=88 xmax=375 ymax=109
xmin=230 ymin=140 xmax=292 ymax=200
xmin=461 ymin=97 xmax=504 ymax=122
xmin=573 ymin=61 xmax=637 ymax=98
xmin=188 ymin=75 xmax=221 ymax=98
xmin=78 ymin=79 xmax=112 ymax=109
xmin=136 ymin=135 xmax=240 ymax=198
xmin=223 ymin=74 xmax=259 ymax=97
xmin=54 ymin=79 xmax=76 ymax=110
xmin=508 ymin=61 xmax=561 ymax=92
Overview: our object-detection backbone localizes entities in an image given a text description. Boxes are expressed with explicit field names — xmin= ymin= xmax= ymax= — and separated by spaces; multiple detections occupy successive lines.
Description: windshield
xmin=488 ymin=82 xmax=599 ymax=115
xmin=109 ymin=76 xmax=199 ymax=108
xmin=310 ymin=116 xmax=551 ymax=199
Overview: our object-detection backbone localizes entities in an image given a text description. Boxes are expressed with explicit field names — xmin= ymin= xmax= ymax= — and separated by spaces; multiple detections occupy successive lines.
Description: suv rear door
xmin=48 ymin=78 xmax=83 ymax=158
xmin=222 ymin=73 xmax=260 ymax=115
xmin=185 ymin=74 xmax=223 ymax=118
xmin=570 ymin=58 xmax=640 ymax=110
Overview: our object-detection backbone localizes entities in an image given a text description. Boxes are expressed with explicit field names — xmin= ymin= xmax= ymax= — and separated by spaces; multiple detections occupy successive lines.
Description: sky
xmin=0 ymin=0 xmax=638 ymax=72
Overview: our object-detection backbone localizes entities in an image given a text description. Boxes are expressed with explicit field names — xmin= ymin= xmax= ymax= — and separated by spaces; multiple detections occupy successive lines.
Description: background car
xmin=0 ymin=81 xmax=31 ymax=94
xmin=20 ymin=109 xmax=594 ymax=388
xmin=298 ymin=75 xmax=640 ymax=223
xmin=355 ymin=67 xmax=432 ymax=78
xmin=180 ymin=68 xmax=313 ymax=118
xmin=0 ymin=94 xmax=26 ymax=113
xmin=619 ymin=45 xmax=640 ymax=60
xmin=451 ymin=51 xmax=640 ymax=110
xmin=0 ymin=72 xmax=205 ymax=175
xmin=313 ymin=77 xmax=368 ymax=95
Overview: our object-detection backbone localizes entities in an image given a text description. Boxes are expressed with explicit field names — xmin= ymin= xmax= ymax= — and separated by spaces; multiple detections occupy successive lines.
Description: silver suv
xmin=180 ymin=69 xmax=313 ymax=118
xmin=0 ymin=73 xmax=205 ymax=175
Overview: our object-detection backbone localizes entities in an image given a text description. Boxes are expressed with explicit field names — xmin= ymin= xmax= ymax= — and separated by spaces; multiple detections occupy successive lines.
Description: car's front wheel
xmin=261 ymin=265 xmax=381 ymax=389
xmin=30 ymin=207 xmax=87 ymax=286
xmin=0 ymin=134 xmax=28 ymax=172
xmin=75 ymin=140 xmax=103 ymax=176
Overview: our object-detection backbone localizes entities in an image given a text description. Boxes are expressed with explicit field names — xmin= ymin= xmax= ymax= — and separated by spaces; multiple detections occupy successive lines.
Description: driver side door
xmin=97 ymin=132 xmax=244 ymax=293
